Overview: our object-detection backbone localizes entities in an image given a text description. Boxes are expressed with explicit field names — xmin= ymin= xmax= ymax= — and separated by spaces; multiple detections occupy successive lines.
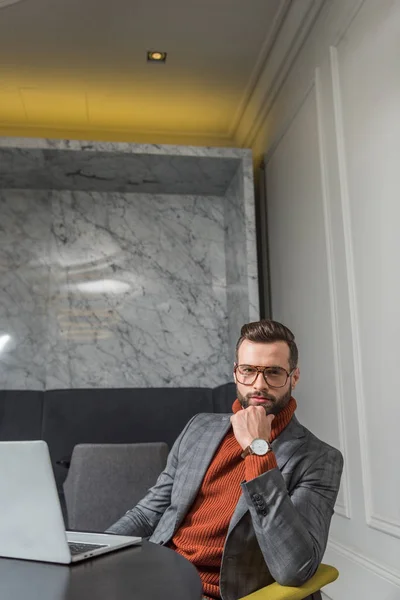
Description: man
xmin=107 ymin=319 xmax=343 ymax=600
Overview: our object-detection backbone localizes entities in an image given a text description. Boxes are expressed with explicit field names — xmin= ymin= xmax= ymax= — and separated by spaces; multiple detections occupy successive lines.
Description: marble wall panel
xmin=224 ymin=160 xmax=260 ymax=359
xmin=0 ymin=140 xmax=244 ymax=195
xmin=0 ymin=189 xmax=230 ymax=389
xmin=241 ymin=154 xmax=260 ymax=322
xmin=0 ymin=190 xmax=51 ymax=389
xmin=0 ymin=138 xmax=258 ymax=390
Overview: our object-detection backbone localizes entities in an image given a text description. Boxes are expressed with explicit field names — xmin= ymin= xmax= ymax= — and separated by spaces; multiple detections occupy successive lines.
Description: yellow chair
xmin=240 ymin=564 xmax=339 ymax=600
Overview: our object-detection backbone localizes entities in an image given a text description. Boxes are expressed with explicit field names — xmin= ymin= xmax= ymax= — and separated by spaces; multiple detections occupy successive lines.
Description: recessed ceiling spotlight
xmin=147 ymin=51 xmax=167 ymax=63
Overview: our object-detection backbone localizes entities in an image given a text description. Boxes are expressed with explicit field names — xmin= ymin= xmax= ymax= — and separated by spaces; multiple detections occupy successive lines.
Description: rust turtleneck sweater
xmin=169 ymin=397 xmax=297 ymax=600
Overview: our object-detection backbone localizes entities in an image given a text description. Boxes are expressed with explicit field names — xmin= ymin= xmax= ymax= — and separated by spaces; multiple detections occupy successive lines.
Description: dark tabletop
xmin=0 ymin=540 xmax=203 ymax=600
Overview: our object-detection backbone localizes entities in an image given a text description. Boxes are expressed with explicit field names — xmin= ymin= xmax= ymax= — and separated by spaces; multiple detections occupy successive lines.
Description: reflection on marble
xmin=46 ymin=191 xmax=229 ymax=389
xmin=0 ymin=189 xmax=231 ymax=389
xmin=0 ymin=138 xmax=258 ymax=390
xmin=0 ymin=190 xmax=50 ymax=389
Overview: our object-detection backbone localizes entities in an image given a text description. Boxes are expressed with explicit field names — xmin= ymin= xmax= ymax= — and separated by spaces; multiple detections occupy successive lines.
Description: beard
xmin=237 ymin=384 xmax=292 ymax=416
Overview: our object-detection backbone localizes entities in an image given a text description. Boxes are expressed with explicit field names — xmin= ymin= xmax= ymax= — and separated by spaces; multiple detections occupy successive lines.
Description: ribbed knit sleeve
xmin=244 ymin=451 xmax=278 ymax=481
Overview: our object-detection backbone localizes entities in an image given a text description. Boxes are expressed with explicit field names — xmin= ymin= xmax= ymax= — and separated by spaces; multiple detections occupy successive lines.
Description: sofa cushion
xmin=212 ymin=382 xmax=236 ymax=412
xmin=42 ymin=387 xmax=214 ymax=489
xmin=0 ymin=391 xmax=43 ymax=441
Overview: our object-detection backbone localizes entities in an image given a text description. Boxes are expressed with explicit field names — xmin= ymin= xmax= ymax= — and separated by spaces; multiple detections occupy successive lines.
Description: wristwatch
xmin=241 ymin=438 xmax=271 ymax=458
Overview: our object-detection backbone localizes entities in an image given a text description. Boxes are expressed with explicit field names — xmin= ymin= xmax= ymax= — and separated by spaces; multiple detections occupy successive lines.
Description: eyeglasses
xmin=234 ymin=364 xmax=295 ymax=388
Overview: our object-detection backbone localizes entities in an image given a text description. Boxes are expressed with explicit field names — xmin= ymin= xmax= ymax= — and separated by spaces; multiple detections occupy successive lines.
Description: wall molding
xmin=327 ymin=538 xmax=400 ymax=587
xmin=368 ymin=514 xmax=400 ymax=540
xmin=264 ymin=73 xmax=351 ymax=518
xmin=228 ymin=0 xmax=292 ymax=139
xmin=314 ymin=67 xmax=351 ymax=519
xmin=330 ymin=41 xmax=400 ymax=539
xmin=234 ymin=0 xmax=327 ymax=148
xmin=263 ymin=75 xmax=316 ymax=166
xmin=333 ymin=502 xmax=348 ymax=519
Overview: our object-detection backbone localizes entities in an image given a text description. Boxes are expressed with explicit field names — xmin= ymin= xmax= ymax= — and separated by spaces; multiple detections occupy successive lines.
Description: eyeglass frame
xmin=233 ymin=363 xmax=296 ymax=388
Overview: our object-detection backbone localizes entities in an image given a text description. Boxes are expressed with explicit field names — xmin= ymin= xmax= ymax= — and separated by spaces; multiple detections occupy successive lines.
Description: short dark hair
xmin=235 ymin=319 xmax=298 ymax=370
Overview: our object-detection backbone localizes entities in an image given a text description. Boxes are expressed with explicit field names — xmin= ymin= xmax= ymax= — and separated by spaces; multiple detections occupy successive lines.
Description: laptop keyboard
xmin=68 ymin=541 xmax=108 ymax=556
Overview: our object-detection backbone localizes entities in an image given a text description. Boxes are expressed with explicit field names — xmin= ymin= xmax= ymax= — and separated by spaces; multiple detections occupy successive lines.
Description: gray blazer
xmin=107 ymin=412 xmax=343 ymax=600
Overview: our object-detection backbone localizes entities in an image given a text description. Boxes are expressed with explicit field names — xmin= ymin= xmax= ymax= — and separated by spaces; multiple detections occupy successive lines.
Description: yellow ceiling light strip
xmin=0 ymin=68 xmax=237 ymax=146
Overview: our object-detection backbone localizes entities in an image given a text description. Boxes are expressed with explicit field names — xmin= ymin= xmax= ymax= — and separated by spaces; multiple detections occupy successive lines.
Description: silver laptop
xmin=0 ymin=440 xmax=141 ymax=563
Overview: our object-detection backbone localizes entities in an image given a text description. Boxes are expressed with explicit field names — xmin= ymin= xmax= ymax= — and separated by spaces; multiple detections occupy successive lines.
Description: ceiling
xmin=0 ymin=0 xmax=301 ymax=146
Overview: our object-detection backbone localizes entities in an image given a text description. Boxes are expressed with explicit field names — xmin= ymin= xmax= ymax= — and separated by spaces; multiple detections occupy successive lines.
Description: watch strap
xmin=241 ymin=445 xmax=253 ymax=459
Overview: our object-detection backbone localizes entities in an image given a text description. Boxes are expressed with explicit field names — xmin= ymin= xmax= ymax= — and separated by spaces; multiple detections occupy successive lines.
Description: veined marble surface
xmin=0 ymin=149 xmax=241 ymax=195
xmin=0 ymin=136 xmax=252 ymax=158
xmin=224 ymin=156 xmax=259 ymax=357
xmin=0 ymin=137 xmax=258 ymax=390
xmin=0 ymin=189 xmax=231 ymax=389
xmin=241 ymin=153 xmax=260 ymax=322
xmin=47 ymin=191 xmax=228 ymax=389
xmin=0 ymin=190 xmax=50 ymax=389
xmin=0 ymin=138 xmax=251 ymax=196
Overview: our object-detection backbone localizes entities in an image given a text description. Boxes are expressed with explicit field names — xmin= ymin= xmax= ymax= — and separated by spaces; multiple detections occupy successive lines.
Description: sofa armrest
xmin=239 ymin=564 xmax=339 ymax=600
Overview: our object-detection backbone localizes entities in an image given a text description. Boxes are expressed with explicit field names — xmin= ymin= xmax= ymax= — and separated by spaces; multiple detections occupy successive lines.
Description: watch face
xmin=251 ymin=439 xmax=269 ymax=456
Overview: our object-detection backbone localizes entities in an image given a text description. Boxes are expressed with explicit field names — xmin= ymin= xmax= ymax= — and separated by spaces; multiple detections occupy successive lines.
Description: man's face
xmin=234 ymin=340 xmax=300 ymax=415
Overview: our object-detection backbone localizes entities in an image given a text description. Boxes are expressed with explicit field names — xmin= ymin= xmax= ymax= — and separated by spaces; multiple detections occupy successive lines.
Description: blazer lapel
xmin=272 ymin=414 xmax=306 ymax=470
xmin=173 ymin=414 xmax=232 ymax=531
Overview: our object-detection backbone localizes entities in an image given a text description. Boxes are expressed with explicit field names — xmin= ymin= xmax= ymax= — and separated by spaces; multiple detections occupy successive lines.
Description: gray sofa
xmin=0 ymin=383 xmax=236 ymax=501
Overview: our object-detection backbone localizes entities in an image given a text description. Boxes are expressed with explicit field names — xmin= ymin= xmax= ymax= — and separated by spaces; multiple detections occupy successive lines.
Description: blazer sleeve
xmin=240 ymin=446 xmax=344 ymax=586
xmin=106 ymin=415 xmax=198 ymax=537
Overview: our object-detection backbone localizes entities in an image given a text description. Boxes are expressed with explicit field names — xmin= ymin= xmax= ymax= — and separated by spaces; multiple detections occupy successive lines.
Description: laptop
xmin=0 ymin=440 xmax=141 ymax=563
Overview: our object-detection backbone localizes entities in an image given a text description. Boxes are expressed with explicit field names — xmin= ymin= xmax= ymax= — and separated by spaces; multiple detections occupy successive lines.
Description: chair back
xmin=63 ymin=442 xmax=168 ymax=531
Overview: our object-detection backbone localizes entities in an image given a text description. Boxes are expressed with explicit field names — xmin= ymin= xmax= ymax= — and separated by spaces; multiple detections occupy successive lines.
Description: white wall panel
xmin=258 ymin=0 xmax=400 ymax=596
xmin=334 ymin=0 xmax=400 ymax=538
xmin=266 ymin=81 xmax=343 ymax=479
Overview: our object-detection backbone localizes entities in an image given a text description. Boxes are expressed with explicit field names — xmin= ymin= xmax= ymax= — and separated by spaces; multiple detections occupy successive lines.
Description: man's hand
xmin=230 ymin=407 xmax=275 ymax=450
